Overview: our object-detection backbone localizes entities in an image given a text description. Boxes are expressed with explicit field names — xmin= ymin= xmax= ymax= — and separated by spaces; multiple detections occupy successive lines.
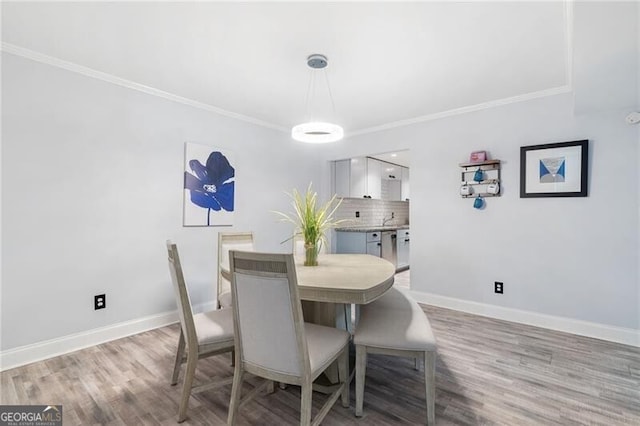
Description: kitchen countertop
xmin=334 ymin=224 xmax=410 ymax=232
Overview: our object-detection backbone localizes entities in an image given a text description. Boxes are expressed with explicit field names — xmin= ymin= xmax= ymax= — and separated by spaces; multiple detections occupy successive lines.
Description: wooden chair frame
xmin=167 ymin=241 xmax=234 ymax=423
xmin=227 ymin=250 xmax=349 ymax=426
xmin=217 ymin=231 xmax=254 ymax=308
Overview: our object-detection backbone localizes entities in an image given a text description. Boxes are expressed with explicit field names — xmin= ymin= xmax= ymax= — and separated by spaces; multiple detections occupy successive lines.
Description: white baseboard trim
xmin=0 ymin=301 xmax=216 ymax=372
xmin=409 ymin=290 xmax=640 ymax=348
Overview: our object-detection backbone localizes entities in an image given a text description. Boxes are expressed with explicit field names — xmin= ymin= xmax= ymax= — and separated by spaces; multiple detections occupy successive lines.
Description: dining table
xmin=295 ymin=253 xmax=395 ymax=323
xmin=222 ymin=253 xmax=396 ymax=319
xmin=294 ymin=253 xmax=396 ymax=390
xmin=221 ymin=252 xmax=396 ymax=390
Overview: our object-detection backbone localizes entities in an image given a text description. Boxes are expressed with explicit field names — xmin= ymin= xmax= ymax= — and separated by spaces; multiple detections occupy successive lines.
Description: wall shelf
xmin=459 ymin=159 xmax=501 ymax=169
xmin=459 ymin=159 xmax=501 ymax=198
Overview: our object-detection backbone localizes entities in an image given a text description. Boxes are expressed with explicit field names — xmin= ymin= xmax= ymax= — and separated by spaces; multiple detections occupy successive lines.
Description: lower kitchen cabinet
xmin=336 ymin=231 xmax=382 ymax=257
xmin=336 ymin=229 xmax=410 ymax=271
xmin=396 ymin=228 xmax=410 ymax=270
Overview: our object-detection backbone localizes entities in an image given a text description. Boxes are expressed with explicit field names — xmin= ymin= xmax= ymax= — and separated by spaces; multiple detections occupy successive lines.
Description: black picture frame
xmin=520 ymin=140 xmax=588 ymax=198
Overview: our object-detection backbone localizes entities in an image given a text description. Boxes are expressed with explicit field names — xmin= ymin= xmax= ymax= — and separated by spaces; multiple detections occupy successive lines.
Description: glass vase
xmin=304 ymin=241 xmax=319 ymax=266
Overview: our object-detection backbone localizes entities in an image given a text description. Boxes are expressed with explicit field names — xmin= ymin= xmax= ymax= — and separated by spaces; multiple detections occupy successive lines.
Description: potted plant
xmin=274 ymin=183 xmax=345 ymax=266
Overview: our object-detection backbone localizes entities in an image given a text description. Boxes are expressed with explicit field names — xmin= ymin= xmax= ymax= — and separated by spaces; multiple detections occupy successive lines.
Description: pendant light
xmin=292 ymin=54 xmax=344 ymax=143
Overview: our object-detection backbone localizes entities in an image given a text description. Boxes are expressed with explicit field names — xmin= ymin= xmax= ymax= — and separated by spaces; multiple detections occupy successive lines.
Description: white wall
xmin=326 ymin=94 xmax=638 ymax=331
xmin=320 ymin=1 xmax=639 ymax=337
xmin=1 ymin=53 xmax=322 ymax=351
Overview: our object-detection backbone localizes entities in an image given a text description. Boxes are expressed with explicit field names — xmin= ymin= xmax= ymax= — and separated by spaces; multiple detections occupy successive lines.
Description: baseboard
xmin=409 ymin=290 xmax=640 ymax=348
xmin=0 ymin=301 xmax=217 ymax=372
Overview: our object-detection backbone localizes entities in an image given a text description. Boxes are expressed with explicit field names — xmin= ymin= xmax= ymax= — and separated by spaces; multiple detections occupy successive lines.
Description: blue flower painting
xmin=183 ymin=143 xmax=235 ymax=226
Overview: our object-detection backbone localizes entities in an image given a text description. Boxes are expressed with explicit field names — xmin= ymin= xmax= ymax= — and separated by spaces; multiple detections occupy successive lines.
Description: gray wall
xmin=1 ymin=53 xmax=323 ymax=350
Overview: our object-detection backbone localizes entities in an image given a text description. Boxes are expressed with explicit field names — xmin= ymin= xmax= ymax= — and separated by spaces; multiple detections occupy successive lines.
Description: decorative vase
xmin=304 ymin=241 xmax=319 ymax=266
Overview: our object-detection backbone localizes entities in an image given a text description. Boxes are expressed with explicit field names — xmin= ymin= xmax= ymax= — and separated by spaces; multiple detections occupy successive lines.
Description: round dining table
xmin=220 ymin=253 xmax=395 ymax=388
xmin=295 ymin=253 xmax=396 ymax=304
xmin=294 ymin=253 xmax=396 ymax=390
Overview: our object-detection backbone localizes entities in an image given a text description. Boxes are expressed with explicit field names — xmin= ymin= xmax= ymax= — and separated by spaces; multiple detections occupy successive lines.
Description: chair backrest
xmin=166 ymin=240 xmax=197 ymax=348
xmin=229 ymin=251 xmax=309 ymax=377
xmin=218 ymin=232 xmax=255 ymax=298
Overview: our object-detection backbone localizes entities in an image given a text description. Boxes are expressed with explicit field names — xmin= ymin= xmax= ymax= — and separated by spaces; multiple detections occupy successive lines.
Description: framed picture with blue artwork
xmin=183 ymin=142 xmax=235 ymax=226
xmin=520 ymin=140 xmax=588 ymax=198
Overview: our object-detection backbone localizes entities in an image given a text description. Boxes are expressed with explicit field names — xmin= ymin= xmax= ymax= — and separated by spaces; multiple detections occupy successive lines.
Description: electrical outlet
xmin=391 ymin=212 xmax=395 ymax=218
xmin=494 ymin=282 xmax=504 ymax=294
xmin=95 ymin=294 xmax=106 ymax=310
xmin=355 ymin=211 xmax=360 ymax=218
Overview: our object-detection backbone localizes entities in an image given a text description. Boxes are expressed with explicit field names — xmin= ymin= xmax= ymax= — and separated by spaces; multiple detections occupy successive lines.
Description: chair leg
xmin=171 ymin=330 xmax=185 ymax=385
xmin=177 ymin=352 xmax=197 ymax=423
xmin=355 ymin=345 xmax=367 ymax=417
xmin=300 ymin=380 xmax=313 ymax=426
xmin=338 ymin=347 xmax=349 ymax=408
xmin=227 ymin=366 xmax=244 ymax=426
xmin=266 ymin=380 xmax=275 ymax=394
xmin=425 ymin=351 xmax=436 ymax=426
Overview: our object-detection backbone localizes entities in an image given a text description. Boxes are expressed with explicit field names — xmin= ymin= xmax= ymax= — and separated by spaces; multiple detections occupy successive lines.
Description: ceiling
xmin=1 ymin=2 xmax=570 ymax=137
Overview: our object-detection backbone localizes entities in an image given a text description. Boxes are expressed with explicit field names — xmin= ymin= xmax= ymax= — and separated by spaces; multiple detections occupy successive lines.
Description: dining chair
xmin=217 ymin=231 xmax=254 ymax=309
xmin=227 ymin=250 xmax=350 ymax=426
xmin=166 ymin=240 xmax=235 ymax=423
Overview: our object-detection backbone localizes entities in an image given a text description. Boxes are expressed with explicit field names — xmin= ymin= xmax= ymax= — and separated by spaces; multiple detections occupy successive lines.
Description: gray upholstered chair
xmin=217 ymin=232 xmax=254 ymax=309
xmin=166 ymin=241 xmax=235 ymax=423
xmin=227 ymin=250 xmax=350 ymax=426
xmin=354 ymin=287 xmax=437 ymax=425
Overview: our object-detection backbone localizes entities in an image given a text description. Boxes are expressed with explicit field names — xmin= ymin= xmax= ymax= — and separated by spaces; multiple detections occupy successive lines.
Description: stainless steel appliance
xmin=381 ymin=231 xmax=397 ymax=268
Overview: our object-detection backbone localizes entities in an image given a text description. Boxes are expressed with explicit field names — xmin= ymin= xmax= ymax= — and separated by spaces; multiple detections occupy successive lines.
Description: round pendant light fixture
xmin=291 ymin=54 xmax=344 ymax=143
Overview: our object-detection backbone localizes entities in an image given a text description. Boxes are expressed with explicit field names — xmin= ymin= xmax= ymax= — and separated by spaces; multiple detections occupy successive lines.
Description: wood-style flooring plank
xmin=2 ymin=281 xmax=639 ymax=425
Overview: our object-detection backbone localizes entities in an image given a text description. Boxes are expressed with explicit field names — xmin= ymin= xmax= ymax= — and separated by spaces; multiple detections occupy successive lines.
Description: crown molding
xmin=346 ymin=85 xmax=573 ymax=138
xmin=1 ymin=42 xmax=289 ymax=134
xmin=3 ymin=0 xmax=574 ymax=142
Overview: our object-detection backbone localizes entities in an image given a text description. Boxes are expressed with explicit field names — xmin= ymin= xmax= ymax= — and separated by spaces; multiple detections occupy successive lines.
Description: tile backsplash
xmin=334 ymin=198 xmax=409 ymax=227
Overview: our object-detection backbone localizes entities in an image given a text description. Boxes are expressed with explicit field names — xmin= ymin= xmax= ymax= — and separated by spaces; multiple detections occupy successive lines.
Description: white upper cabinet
xmin=381 ymin=162 xmax=402 ymax=201
xmin=401 ymin=166 xmax=410 ymax=201
xmin=366 ymin=158 xmax=382 ymax=199
xmin=334 ymin=159 xmax=351 ymax=198
xmin=334 ymin=157 xmax=367 ymax=198
xmin=350 ymin=157 xmax=367 ymax=198
xmin=334 ymin=156 xmax=409 ymax=200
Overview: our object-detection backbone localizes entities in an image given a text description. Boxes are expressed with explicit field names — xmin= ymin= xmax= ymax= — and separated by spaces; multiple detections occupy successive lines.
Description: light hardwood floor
xmin=2 ymin=273 xmax=639 ymax=425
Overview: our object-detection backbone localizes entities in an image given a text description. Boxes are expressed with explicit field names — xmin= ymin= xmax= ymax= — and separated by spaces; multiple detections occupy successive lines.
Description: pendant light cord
xmin=303 ymin=69 xmax=315 ymax=122
xmin=323 ymin=69 xmax=338 ymax=119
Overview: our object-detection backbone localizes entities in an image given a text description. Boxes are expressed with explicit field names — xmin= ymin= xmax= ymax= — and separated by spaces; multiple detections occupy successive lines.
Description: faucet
xmin=382 ymin=212 xmax=395 ymax=226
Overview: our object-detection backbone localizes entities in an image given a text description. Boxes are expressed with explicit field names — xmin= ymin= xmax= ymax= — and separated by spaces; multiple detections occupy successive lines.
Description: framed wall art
xmin=520 ymin=140 xmax=588 ymax=198
xmin=183 ymin=142 xmax=235 ymax=226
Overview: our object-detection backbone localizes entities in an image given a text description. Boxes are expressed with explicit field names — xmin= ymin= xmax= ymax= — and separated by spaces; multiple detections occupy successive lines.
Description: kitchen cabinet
xmin=366 ymin=158 xmax=382 ymax=199
xmin=334 ymin=156 xmax=409 ymax=201
xmin=401 ymin=167 xmax=410 ymax=201
xmin=334 ymin=157 xmax=367 ymax=198
xmin=396 ymin=228 xmax=410 ymax=270
xmin=381 ymin=162 xmax=402 ymax=201
xmin=336 ymin=231 xmax=381 ymax=257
